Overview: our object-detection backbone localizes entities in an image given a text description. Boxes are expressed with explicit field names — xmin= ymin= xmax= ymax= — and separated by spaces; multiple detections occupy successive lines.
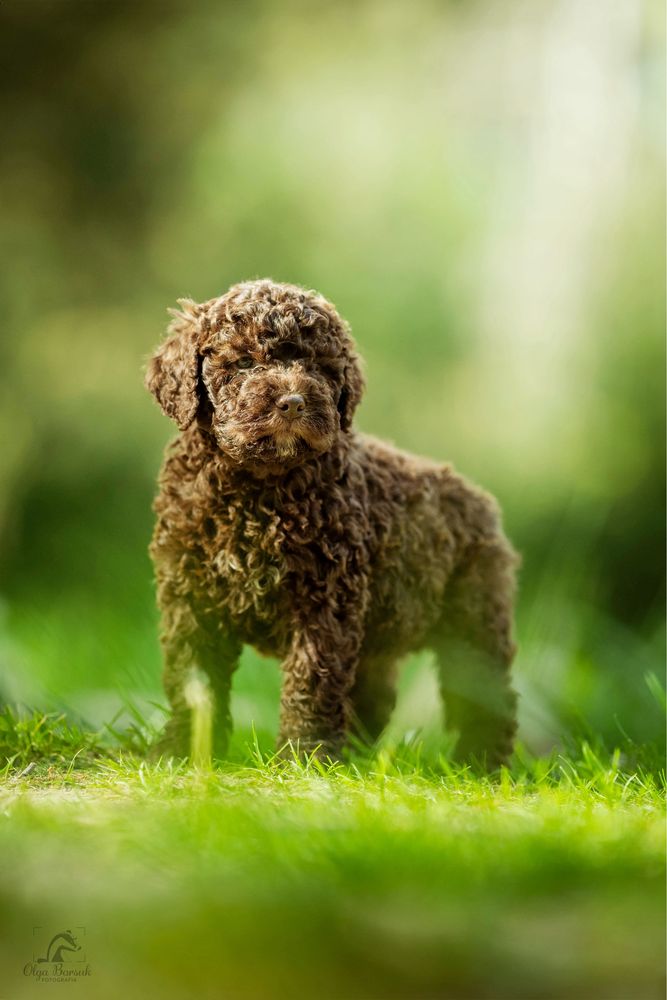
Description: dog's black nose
xmin=276 ymin=393 xmax=305 ymax=418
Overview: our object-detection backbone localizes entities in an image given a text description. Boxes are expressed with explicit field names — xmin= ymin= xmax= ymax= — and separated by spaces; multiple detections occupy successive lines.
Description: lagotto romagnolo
xmin=145 ymin=279 xmax=518 ymax=767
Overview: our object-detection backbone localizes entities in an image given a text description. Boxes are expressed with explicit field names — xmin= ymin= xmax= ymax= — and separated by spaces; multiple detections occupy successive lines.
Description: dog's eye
xmin=273 ymin=342 xmax=301 ymax=364
xmin=319 ymin=360 xmax=343 ymax=380
xmin=235 ymin=357 xmax=254 ymax=370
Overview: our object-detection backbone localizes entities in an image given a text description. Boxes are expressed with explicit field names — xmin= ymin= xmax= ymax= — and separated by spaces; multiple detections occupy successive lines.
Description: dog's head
xmin=146 ymin=279 xmax=364 ymax=471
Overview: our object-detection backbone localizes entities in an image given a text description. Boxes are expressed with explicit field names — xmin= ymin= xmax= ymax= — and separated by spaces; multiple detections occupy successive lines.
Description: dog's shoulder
xmin=350 ymin=431 xmax=455 ymax=494
xmin=353 ymin=431 xmax=443 ymax=471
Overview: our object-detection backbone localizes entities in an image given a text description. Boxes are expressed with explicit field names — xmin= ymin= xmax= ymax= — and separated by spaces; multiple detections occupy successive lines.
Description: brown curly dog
xmin=145 ymin=279 xmax=518 ymax=768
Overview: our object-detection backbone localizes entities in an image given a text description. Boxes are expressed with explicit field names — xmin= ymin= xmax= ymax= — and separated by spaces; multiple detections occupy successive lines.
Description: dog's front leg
xmin=152 ymin=596 xmax=241 ymax=762
xmin=277 ymin=618 xmax=364 ymax=761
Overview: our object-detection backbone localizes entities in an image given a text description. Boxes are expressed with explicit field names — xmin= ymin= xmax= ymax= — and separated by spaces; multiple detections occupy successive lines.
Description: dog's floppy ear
xmin=337 ymin=353 xmax=365 ymax=432
xmin=145 ymin=299 xmax=203 ymax=430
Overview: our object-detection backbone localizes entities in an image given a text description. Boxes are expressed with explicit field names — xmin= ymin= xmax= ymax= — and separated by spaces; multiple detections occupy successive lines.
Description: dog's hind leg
xmin=432 ymin=540 xmax=518 ymax=771
xmin=349 ymin=654 xmax=399 ymax=746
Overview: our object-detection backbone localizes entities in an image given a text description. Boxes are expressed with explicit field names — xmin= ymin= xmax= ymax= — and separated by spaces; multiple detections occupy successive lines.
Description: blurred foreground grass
xmin=0 ymin=709 xmax=665 ymax=1000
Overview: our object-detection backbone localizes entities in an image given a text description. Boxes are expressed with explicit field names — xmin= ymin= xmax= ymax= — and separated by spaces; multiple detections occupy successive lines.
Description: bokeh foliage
xmin=0 ymin=0 xmax=664 ymax=759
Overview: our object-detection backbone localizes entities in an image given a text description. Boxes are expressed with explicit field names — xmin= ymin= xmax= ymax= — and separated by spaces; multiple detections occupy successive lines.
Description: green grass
xmin=0 ymin=708 xmax=664 ymax=1000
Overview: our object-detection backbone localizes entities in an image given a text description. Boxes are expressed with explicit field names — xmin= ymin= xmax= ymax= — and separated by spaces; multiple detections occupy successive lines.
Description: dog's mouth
xmin=215 ymin=416 xmax=334 ymax=469
xmin=260 ymin=418 xmax=334 ymax=454
xmin=255 ymin=434 xmax=308 ymax=462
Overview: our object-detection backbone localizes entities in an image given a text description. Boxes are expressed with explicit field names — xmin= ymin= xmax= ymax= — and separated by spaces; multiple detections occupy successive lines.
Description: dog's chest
xmin=205 ymin=494 xmax=289 ymax=625
xmin=196 ymin=476 xmax=349 ymax=649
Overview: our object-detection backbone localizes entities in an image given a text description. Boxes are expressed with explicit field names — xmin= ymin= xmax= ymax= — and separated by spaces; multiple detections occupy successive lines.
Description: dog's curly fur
xmin=146 ymin=279 xmax=518 ymax=767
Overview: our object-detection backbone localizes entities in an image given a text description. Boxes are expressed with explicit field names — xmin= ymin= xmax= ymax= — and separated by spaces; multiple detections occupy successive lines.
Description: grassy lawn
xmin=0 ymin=710 xmax=664 ymax=1000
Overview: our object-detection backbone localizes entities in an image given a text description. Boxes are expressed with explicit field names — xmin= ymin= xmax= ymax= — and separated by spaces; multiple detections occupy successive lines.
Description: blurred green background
xmin=1 ymin=0 xmax=664 ymax=761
